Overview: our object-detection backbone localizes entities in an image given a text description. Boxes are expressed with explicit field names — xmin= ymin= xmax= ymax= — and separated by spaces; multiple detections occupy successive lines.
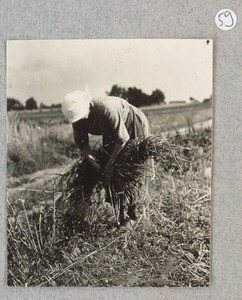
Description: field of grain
xmin=7 ymin=103 xmax=212 ymax=287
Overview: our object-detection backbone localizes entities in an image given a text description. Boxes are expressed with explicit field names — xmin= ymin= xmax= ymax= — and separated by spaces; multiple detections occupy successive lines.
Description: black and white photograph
xmin=7 ymin=39 xmax=212 ymax=287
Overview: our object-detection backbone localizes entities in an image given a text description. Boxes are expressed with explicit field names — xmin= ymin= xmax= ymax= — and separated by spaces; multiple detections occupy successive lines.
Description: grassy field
xmin=7 ymin=103 xmax=211 ymax=177
xmin=7 ymin=104 xmax=212 ymax=287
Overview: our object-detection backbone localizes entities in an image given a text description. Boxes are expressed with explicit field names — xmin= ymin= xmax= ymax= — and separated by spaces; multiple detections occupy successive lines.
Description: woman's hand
xmin=89 ymin=159 xmax=102 ymax=172
xmin=80 ymin=147 xmax=101 ymax=172
xmin=103 ymin=142 xmax=125 ymax=181
xmin=87 ymin=155 xmax=101 ymax=172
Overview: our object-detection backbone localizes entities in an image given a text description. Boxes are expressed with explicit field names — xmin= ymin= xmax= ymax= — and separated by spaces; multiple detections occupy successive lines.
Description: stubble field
xmin=7 ymin=103 xmax=212 ymax=287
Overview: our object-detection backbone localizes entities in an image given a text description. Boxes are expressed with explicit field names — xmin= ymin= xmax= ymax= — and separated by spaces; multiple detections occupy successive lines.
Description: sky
xmin=7 ymin=39 xmax=213 ymax=105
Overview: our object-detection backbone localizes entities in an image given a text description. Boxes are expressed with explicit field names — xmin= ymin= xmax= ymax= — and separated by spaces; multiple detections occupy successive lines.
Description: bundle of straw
xmin=59 ymin=136 xmax=185 ymax=222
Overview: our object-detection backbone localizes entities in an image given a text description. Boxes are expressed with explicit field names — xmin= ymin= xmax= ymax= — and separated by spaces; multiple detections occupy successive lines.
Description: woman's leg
xmin=127 ymin=203 xmax=137 ymax=221
xmin=102 ymin=136 xmax=115 ymax=204
xmin=119 ymin=193 xmax=125 ymax=225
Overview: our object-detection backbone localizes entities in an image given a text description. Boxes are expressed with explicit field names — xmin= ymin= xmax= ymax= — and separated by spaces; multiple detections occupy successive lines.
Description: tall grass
xmin=7 ymin=118 xmax=76 ymax=177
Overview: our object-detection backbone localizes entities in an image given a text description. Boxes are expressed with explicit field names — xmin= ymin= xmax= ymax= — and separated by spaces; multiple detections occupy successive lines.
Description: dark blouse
xmin=72 ymin=96 xmax=149 ymax=150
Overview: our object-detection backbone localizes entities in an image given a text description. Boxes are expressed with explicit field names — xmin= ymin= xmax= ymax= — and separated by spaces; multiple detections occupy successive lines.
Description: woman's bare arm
xmin=108 ymin=142 xmax=126 ymax=165
xmin=104 ymin=142 xmax=126 ymax=181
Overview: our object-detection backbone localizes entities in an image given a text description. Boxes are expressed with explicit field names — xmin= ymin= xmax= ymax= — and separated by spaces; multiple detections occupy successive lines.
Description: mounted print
xmin=7 ymin=39 xmax=212 ymax=287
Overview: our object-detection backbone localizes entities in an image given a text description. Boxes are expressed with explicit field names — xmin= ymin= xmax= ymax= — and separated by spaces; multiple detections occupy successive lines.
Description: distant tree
xmin=126 ymin=87 xmax=142 ymax=106
xmin=39 ymin=102 xmax=49 ymax=110
xmin=26 ymin=97 xmax=38 ymax=110
xmin=189 ymin=97 xmax=199 ymax=103
xmin=7 ymin=98 xmax=24 ymax=111
xmin=107 ymin=84 xmax=127 ymax=99
xmin=51 ymin=103 xmax=62 ymax=109
xmin=151 ymin=89 xmax=165 ymax=104
xmin=203 ymin=96 xmax=212 ymax=103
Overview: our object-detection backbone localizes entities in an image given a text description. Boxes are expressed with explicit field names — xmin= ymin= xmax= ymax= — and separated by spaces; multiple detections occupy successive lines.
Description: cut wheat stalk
xmin=20 ymin=200 xmax=39 ymax=253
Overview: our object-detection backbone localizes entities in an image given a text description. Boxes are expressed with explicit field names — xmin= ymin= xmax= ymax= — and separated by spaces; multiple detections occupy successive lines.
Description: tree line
xmin=7 ymin=85 xmax=166 ymax=112
xmin=7 ymin=97 xmax=61 ymax=112
xmin=7 ymin=88 xmax=211 ymax=112
xmin=106 ymin=85 xmax=165 ymax=107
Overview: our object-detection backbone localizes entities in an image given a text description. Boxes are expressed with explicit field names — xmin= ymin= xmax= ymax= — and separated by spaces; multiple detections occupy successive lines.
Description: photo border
xmin=0 ymin=1 xmax=241 ymax=299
